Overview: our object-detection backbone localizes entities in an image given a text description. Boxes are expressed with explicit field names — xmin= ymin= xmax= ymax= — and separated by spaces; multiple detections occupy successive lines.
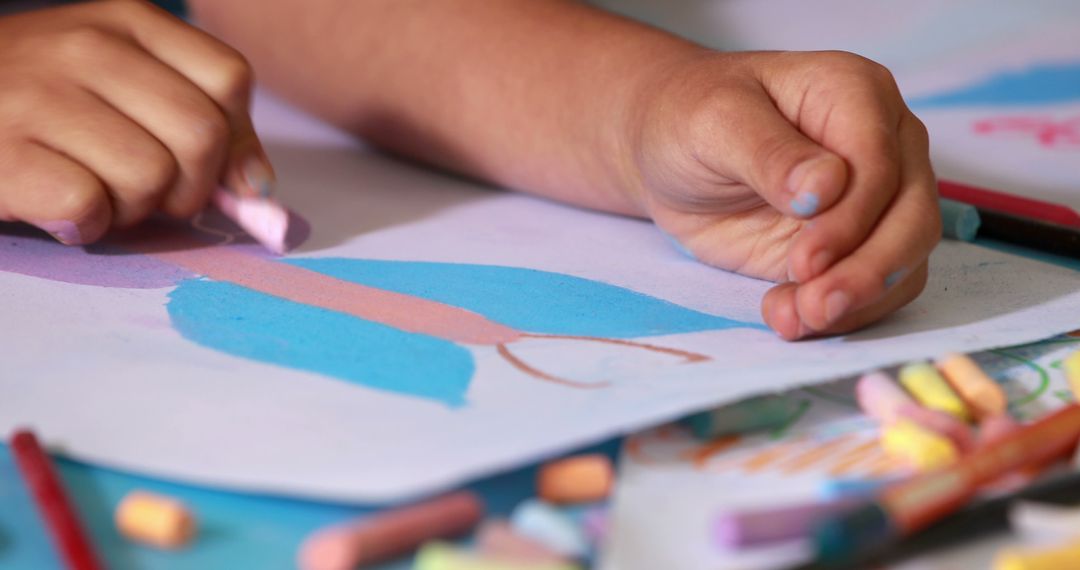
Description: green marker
xmin=683 ymin=394 xmax=803 ymax=439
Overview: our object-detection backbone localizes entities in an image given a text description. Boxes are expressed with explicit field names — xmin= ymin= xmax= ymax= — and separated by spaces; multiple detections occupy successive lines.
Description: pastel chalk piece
xmin=510 ymin=500 xmax=588 ymax=559
xmin=1064 ymin=350 xmax=1080 ymax=400
xmin=115 ymin=490 xmax=196 ymax=549
xmin=856 ymin=370 xmax=916 ymax=424
xmin=895 ymin=402 xmax=975 ymax=452
xmin=683 ymin=394 xmax=803 ymax=439
xmin=537 ymin=454 xmax=613 ymax=505
xmin=297 ymin=491 xmax=483 ymax=570
xmin=212 ymin=187 xmax=292 ymax=255
xmin=880 ymin=420 xmax=959 ymax=472
xmin=938 ymin=198 xmax=981 ymax=242
xmin=413 ymin=542 xmax=581 ymax=570
xmin=898 ymin=362 xmax=971 ymax=422
xmin=714 ymin=498 xmax=861 ymax=548
xmin=994 ymin=538 xmax=1080 ymax=570
xmin=936 ymin=353 xmax=1007 ymax=420
xmin=979 ymin=414 xmax=1023 ymax=447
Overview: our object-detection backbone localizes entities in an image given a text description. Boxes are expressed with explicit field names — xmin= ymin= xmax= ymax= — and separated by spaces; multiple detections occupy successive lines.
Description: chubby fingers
xmin=763 ymin=113 xmax=940 ymax=338
xmin=689 ymin=78 xmax=848 ymax=219
xmin=95 ymin=0 xmax=273 ymax=199
xmin=0 ymin=141 xmax=111 ymax=245
xmin=762 ymin=262 xmax=928 ymax=340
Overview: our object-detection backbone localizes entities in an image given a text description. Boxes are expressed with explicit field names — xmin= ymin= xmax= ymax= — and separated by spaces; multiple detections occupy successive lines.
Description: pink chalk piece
xmin=979 ymin=414 xmax=1023 ymax=447
xmin=212 ymin=187 xmax=290 ymax=255
xmin=714 ymin=498 xmax=860 ymax=549
xmin=297 ymin=491 xmax=484 ymax=570
xmin=132 ymin=233 xmax=521 ymax=345
xmin=475 ymin=520 xmax=570 ymax=564
xmin=896 ymin=403 xmax=976 ymax=452
xmin=856 ymin=371 xmax=916 ymax=424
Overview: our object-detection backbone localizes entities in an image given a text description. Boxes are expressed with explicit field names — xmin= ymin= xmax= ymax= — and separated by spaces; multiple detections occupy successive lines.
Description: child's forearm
xmin=189 ymin=0 xmax=702 ymax=217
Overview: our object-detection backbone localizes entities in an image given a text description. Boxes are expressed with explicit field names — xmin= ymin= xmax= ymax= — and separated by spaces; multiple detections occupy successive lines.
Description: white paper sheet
xmin=2 ymin=1 xmax=1079 ymax=503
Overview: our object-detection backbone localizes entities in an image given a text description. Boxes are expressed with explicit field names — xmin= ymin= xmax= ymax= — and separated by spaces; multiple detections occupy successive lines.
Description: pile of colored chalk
xmin=858 ymin=353 xmax=1013 ymax=473
xmin=991 ymin=349 xmax=1080 ymax=570
xmin=296 ymin=453 xmax=613 ymax=570
xmin=711 ymin=348 xmax=1080 ymax=558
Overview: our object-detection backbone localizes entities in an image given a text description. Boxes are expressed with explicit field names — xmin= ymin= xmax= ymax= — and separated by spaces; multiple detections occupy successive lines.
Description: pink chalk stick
xmin=212 ymin=187 xmax=290 ymax=255
xmin=856 ymin=371 xmax=916 ymax=424
xmin=978 ymin=414 xmax=1022 ymax=447
xmin=896 ymin=403 xmax=976 ymax=452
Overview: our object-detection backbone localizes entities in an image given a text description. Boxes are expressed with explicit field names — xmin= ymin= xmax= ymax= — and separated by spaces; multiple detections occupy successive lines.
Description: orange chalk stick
xmin=115 ymin=490 xmax=196 ymax=549
xmin=537 ymin=454 xmax=614 ymax=505
xmin=297 ymin=491 xmax=483 ymax=570
xmin=937 ymin=353 xmax=1007 ymax=420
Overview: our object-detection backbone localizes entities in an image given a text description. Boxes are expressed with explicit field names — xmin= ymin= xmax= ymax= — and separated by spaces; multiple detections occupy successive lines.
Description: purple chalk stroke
xmin=0 ymin=223 xmax=193 ymax=289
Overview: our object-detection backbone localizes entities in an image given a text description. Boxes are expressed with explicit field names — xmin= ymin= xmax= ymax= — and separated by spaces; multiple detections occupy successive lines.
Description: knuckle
xmin=54 ymin=27 xmax=114 ymax=60
xmin=206 ymin=49 xmax=255 ymax=105
xmin=170 ymin=110 xmax=229 ymax=164
xmin=119 ymin=152 xmax=178 ymax=197
xmin=750 ymin=134 xmax=809 ymax=187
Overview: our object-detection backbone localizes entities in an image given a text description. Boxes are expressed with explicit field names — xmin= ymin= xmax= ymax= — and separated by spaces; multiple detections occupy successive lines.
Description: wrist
xmin=606 ymin=39 xmax=711 ymax=218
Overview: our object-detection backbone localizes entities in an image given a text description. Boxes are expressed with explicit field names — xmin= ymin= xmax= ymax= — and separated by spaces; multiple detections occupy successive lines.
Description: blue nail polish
xmin=790 ymin=193 xmax=819 ymax=217
xmin=885 ymin=269 xmax=907 ymax=288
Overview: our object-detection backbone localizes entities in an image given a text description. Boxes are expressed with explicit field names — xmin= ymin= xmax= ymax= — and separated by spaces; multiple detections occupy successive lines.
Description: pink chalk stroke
xmin=129 ymin=232 xmax=522 ymax=346
xmin=973 ymin=115 xmax=1080 ymax=148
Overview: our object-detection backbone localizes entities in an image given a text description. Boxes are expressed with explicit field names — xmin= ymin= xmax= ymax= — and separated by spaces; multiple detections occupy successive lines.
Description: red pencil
xmin=939 ymin=179 xmax=1080 ymax=229
xmin=11 ymin=429 xmax=103 ymax=570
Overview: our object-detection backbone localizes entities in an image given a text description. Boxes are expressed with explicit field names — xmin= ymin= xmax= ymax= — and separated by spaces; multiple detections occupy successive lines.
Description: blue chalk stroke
xmin=284 ymin=258 xmax=765 ymax=337
xmin=908 ymin=62 xmax=1080 ymax=108
xmin=168 ymin=278 xmax=475 ymax=407
xmin=168 ymin=259 xmax=764 ymax=406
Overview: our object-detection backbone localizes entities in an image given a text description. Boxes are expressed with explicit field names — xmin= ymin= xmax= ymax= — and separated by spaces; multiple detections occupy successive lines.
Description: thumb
xmin=704 ymin=95 xmax=847 ymax=219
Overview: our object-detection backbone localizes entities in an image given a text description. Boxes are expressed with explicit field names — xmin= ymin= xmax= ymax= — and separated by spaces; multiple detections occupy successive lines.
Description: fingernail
xmin=810 ymin=250 xmax=833 ymax=277
xmin=787 ymin=157 xmax=832 ymax=216
xmin=790 ymin=192 xmax=819 ymax=216
xmin=824 ymin=290 xmax=852 ymax=324
xmin=885 ymin=268 xmax=908 ymax=289
xmin=243 ymin=155 xmax=276 ymax=198
xmin=37 ymin=220 xmax=82 ymax=245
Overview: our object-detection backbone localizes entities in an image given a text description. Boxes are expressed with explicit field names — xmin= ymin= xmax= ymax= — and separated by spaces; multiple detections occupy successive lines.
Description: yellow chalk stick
xmin=1064 ymin=350 xmax=1080 ymax=401
xmin=899 ymin=362 xmax=971 ymax=422
xmin=880 ymin=420 xmax=959 ymax=472
xmin=937 ymin=353 xmax=1007 ymax=420
xmin=995 ymin=539 xmax=1080 ymax=570
xmin=115 ymin=490 xmax=196 ymax=549
xmin=414 ymin=542 xmax=581 ymax=570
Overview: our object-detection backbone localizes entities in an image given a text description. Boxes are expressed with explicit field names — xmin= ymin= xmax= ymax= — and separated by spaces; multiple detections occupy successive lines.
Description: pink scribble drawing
xmin=973 ymin=115 xmax=1080 ymax=148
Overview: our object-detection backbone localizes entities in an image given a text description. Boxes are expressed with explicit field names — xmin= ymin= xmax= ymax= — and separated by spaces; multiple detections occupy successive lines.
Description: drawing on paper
xmin=0 ymin=214 xmax=766 ymax=406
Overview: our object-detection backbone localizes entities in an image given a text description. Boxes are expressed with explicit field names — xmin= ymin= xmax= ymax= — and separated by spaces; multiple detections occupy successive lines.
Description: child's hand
xmin=628 ymin=50 xmax=940 ymax=340
xmin=0 ymin=0 xmax=270 ymax=245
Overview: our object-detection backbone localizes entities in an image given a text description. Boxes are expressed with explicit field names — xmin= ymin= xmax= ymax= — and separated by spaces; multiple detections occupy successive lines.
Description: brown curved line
xmin=520 ymin=333 xmax=710 ymax=363
xmin=496 ymin=343 xmax=611 ymax=389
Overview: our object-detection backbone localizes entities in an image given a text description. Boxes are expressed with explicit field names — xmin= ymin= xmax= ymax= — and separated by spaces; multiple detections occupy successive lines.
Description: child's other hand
xmin=629 ymin=50 xmax=940 ymax=340
xmin=0 ymin=0 xmax=270 ymax=245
